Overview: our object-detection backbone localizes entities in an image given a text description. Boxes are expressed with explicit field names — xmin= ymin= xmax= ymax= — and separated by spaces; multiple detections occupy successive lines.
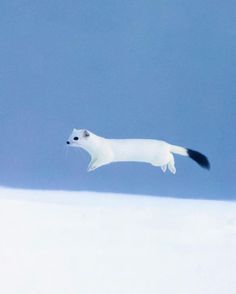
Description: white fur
xmin=67 ymin=129 xmax=189 ymax=174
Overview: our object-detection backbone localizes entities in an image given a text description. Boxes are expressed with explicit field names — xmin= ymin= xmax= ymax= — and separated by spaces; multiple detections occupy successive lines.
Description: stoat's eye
xmin=73 ymin=137 xmax=79 ymax=141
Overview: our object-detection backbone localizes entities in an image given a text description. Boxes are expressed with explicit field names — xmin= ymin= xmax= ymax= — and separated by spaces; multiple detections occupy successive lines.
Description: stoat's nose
xmin=66 ymin=141 xmax=70 ymax=145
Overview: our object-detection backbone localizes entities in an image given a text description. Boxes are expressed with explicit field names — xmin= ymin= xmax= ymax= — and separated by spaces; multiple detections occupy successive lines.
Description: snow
xmin=0 ymin=187 xmax=236 ymax=294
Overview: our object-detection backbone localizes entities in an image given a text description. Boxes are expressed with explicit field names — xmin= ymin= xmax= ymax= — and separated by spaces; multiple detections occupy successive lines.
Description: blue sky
xmin=1 ymin=0 xmax=235 ymax=199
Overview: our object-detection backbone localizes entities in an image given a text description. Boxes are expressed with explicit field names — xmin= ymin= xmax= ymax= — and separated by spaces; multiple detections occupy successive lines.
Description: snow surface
xmin=0 ymin=187 xmax=236 ymax=294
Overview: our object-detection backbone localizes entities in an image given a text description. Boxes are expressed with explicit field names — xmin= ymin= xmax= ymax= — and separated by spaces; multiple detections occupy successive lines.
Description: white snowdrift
xmin=0 ymin=187 xmax=235 ymax=294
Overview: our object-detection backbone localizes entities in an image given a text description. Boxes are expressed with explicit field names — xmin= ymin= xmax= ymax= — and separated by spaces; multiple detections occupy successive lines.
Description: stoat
xmin=66 ymin=129 xmax=210 ymax=173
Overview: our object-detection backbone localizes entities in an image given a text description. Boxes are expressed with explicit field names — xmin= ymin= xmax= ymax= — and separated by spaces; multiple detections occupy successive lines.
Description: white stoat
xmin=66 ymin=129 xmax=210 ymax=173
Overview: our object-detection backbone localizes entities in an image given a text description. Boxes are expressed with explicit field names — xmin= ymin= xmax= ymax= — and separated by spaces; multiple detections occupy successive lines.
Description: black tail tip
xmin=187 ymin=149 xmax=210 ymax=170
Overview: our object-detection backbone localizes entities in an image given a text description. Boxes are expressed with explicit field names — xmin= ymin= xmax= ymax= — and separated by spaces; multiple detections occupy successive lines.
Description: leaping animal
xmin=66 ymin=129 xmax=210 ymax=173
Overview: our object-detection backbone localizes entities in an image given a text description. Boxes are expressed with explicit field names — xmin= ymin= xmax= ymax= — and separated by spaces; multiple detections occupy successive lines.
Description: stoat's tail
xmin=170 ymin=145 xmax=210 ymax=170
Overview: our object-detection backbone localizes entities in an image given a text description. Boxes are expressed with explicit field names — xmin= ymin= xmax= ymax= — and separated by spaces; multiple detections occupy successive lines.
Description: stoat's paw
xmin=87 ymin=161 xmax=98 ymax=172
xmin=168 ymin=165 xmax=176 ymax=174
xmin=161 ymin=165 xmax=167 ymax=173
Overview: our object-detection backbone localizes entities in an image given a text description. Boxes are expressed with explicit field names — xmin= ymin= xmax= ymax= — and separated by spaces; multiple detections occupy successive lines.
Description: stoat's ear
xmin=83 ymin=130 xmax=90 ymax=137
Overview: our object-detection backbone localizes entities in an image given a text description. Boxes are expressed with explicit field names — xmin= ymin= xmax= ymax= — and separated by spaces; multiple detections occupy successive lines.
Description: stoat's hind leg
xmin=161 ymin=165 xmax=167 ymax=173
xmin=168 ymin=153 xmax=176 ymax=174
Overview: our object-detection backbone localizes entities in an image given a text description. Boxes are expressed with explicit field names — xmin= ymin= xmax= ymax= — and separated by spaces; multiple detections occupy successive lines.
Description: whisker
xmin=64 ymin=145 xmax=69 ymax=159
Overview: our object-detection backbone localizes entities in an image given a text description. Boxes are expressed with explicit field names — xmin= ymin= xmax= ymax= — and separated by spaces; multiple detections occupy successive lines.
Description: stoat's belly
xmin=110 ymin=139 xmax=169 ymax=165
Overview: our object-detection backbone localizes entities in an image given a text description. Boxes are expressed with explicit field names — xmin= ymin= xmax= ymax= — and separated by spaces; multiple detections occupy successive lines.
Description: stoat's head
xmin=66 ymin=129 xmax=99 ymax=154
